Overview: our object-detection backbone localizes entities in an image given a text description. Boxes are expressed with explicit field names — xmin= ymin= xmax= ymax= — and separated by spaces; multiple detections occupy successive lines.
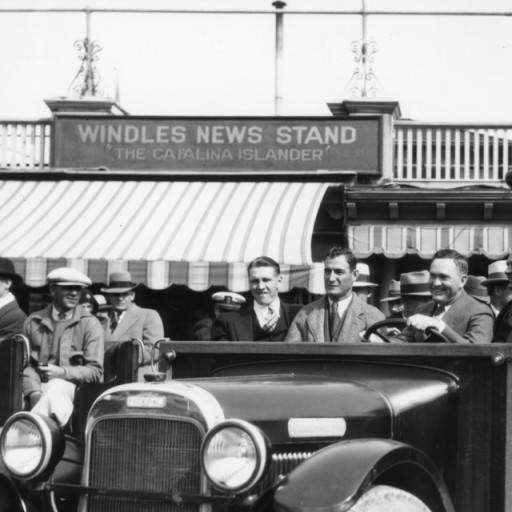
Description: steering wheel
xmin=363 ymin=318 xmax=451 ymax=344
xmin=362 ymin=318 xmax=407 ymax=344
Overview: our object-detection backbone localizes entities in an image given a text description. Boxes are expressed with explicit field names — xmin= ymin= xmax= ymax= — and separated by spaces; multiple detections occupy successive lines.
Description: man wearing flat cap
xmin=212 ymin=256 xmax=301 ymax=341
xmin=23 ymin=267 xmax=104 ymax=426
xmin=0 ymin=257 xmax=26 ymax=341
xmin=102 ymin=271 xmax=164 ymax=367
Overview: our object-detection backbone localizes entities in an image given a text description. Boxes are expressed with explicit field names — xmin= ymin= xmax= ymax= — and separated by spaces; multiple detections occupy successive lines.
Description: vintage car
xmin=0 ymin=333 xmax=511 ymax=512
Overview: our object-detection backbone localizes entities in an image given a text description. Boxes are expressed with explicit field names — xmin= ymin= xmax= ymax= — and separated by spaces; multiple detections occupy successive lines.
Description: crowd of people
xmin=0 ymin=246 xmax=511 ymax=426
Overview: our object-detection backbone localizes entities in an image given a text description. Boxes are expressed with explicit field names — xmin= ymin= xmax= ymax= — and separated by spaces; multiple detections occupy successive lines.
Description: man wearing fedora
xmin=352 ymin=263 xmax=379 ymax=303
xmin=481 ymin=260 xmax=512 ymax=317
xmin=0 ymin=257 xmax=26 ymax=340
xmin=379 ymin=279 xmax=403 ymax=319
xmin=285 ymin=247 xmax=384 ymax=343
xmin=23 ymin=267 xmax=104 ymax=426
xmin=402 ymin=249 xmax=493 ymax=344
xmin=400 ymin=270 xmax=432 ymax=318
xmin=493 ymin=257 xmax=512 ymax=342
xmin=102 ymin=271 xmax=164 ymax=365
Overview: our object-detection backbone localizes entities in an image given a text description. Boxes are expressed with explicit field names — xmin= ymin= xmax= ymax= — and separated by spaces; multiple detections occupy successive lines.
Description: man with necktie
xmin=212 ymin=256 xmax=301 ymax=341
xmin=284 ymin=247 xmax=384 ymax=343
xmin=402 ymin=249 xmax=493 ymax=344
xmin=102 ymin=271 xmax=164 ymax=368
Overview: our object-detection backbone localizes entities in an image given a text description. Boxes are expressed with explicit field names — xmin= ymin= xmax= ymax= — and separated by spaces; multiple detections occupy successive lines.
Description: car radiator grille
xmin=86 ymin=416 xmax=203 ymax=512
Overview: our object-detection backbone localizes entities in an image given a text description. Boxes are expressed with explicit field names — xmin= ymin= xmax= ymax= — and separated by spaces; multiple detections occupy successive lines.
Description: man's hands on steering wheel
xmin=363 ymin=317 xmax=451 ymax=343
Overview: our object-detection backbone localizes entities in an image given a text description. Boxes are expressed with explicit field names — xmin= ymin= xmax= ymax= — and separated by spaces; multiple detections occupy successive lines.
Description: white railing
xmin=0 ymin=121 xmax=51 ymax=170
xmin=394 ymin=121 xmax=512 ymax=184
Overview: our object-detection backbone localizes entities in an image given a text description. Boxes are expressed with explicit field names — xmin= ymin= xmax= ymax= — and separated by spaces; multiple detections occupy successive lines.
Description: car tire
xmin=349 ymin=485 xmax=432 ymax=512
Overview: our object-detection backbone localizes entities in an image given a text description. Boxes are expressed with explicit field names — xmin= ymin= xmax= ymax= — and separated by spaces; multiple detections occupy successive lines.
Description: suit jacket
xmin=402 ymin=290 xmax=494 ymax=344
xmin=493 ymin=299 xmax=512 ymax=342
xmin=104 ymin=304 xmax=164 ymax=363
xmin=212 ymin=301 xmax=301 ymax=341
xmin=0 ymin=300 xmax=26 ymax=341
xmin=284 ymin=293 xmax=385 ymax=343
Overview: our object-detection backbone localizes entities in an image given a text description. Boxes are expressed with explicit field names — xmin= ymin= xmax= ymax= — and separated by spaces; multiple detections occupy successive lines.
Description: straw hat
xmin=481 ymin=260 xmax=509 ymax=286
xmin=353 ymin=263 xmax=378 ymax=288
xmin=380 ymin=279 xmax=401 ymax=303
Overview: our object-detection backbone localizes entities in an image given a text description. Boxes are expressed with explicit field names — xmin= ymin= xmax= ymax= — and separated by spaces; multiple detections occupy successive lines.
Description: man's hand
xmin=406 ymin=314 xmax=445 ymax=333
xmin=38 ymin=363 xmax=66 ymax=381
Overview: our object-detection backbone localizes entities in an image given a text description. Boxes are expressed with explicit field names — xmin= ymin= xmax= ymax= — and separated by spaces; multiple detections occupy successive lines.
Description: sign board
xmin=53 ymin=117 xmax=381 ymax=174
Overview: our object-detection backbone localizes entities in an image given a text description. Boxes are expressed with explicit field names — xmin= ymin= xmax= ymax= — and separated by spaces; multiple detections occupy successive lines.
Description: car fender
xmin=272 ymin=438 xmax=454 ymax=512
xmin=0 ymin=473 xmax=29 ymax=512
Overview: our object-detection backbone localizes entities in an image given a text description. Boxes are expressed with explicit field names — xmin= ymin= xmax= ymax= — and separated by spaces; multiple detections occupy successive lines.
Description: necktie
xmin=433 ymin=303 xmax=446 ymax=317
xmin=110 ymin=311 xmax=119 ymax=333
xmin=329 ymin=302 xmax=340 ymax=341
xmin=263 ymin=305 xmax=279 ymax=332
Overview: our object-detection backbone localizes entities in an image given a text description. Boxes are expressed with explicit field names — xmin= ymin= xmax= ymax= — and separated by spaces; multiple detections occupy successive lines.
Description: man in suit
xmin=493 ymin=255 xmax=512 ymax=342
xmin=0 ymin=257 xmax=26 ymax=341
xmin=102 ymin=271 xmax=164 ymax=365
xmin=402 ymin=249 xmax=493 ymax=344
xmin=212 ymin=256 xmax=301 ymax=341
xmin=481 ymin=260 xmax=512 ymax=317
xmin=285 ymin=247 xmax=384 ymax=343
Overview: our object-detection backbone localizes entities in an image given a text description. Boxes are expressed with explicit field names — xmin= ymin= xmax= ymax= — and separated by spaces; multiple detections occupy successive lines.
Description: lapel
xmin=235 ymin=305 xmax=255 ymax=341
xmin=337 ymin=294 xmax=364 ymax=343
xmin=305 ymin=299 xmax=327 ymax=342
xmin=440 ymin=291 xmax=469 ymax=329
xmin=112 ymin=305 xmax=139 ymax=340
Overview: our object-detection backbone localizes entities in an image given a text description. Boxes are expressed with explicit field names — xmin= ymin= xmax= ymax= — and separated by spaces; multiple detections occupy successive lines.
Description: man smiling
xmin=212 ymin=256 xmax=300 ymax=341
xmin=403 ymin=249 xmax=493 ymax=344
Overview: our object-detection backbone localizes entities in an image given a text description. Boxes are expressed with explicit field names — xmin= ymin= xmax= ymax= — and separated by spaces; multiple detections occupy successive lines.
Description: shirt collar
xmin=51 ymin=305 xmax=74 ymax=321
xmin=0 ymin=292 xmax=15 ymax=310
xmin=253 ymin=297 xmax=280 ymax=313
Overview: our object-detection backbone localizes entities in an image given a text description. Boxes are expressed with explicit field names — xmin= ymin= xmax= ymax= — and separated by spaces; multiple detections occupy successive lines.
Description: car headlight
xmin=0 ymin=412 xmax=63 ymax=479
xmin=201 ymin=419 xmax=270 ymax=493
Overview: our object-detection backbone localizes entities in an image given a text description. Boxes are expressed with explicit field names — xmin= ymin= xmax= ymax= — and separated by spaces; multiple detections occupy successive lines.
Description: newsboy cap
xmin=353 ymin=263 xmax=378 ymax=288
xmin=47 ymin=267 xmax=91 ymax=287
xmin=101 ymin=271 xmax=137 ymax=294
xmin=481 ymin=260 xmax=509 ymax=286
xmin=212 ymin=291 xmax=246 ymax=311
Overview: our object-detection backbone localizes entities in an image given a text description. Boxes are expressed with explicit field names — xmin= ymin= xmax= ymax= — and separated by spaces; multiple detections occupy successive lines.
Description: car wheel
xmin=349 ymin=485 xmax=432 ymax=512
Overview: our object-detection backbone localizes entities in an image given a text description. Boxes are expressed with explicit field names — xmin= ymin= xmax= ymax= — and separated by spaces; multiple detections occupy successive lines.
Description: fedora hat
xmin=464 ymin=275 xmax=489 ymax=300
xmin=481 ymin=260 xmax=509 ymax=286
xmin=380 ymin=279 xmax=401 ymax=302
xmin=400 ymin=270 xmax=431 ymax=297
xmin=353 ymin=262 xmax=378 ymax=288
xmin=0 ymin=257 xmax=22 ymax=282
xmin=101 ymin=271 xmax=137 ymax=293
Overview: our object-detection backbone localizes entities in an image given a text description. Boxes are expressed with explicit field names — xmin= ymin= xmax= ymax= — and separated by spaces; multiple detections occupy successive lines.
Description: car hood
xmin=186 ymin=361 xmax=457 ymax=445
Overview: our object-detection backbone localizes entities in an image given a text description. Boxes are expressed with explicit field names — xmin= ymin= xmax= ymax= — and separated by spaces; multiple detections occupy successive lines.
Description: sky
xmin=1 ymin=0 xmax=512 ymax=122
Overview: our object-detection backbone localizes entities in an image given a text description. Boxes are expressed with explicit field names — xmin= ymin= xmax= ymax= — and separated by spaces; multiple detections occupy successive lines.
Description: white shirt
xmin=0 ymin=292 xmax=15 ymax=310
xmin=328 ymin=294 xmax=353 ymax=319
xmin=253 ymin=298 xmax=280 ymax=328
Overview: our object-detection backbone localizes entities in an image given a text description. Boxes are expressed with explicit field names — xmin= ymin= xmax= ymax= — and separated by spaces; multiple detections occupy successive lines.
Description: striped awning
xmin=349 ymin=224 xmax=512 ymax=259
xmin=0 ymin=180 xmax=329 ymax=292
